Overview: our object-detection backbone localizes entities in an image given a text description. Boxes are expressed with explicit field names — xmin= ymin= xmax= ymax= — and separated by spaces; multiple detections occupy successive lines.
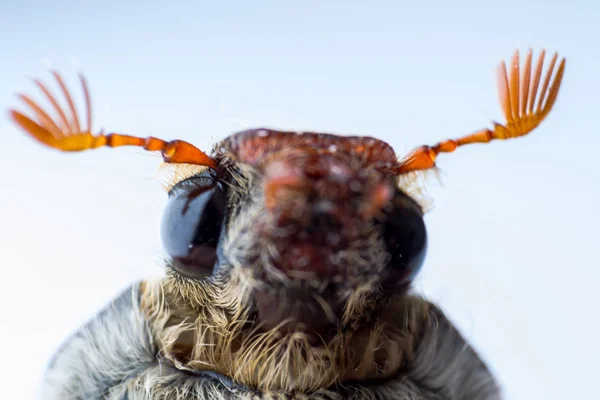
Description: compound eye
xmin=380 ymin=191 xmax=427 ymax=291
xmin=160 ymin=170 xmax=226 ymax=279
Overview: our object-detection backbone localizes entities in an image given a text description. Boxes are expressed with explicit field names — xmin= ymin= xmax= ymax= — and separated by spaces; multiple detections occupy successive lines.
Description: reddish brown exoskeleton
xmin=9 ymin=49 xmax=565 ymax=400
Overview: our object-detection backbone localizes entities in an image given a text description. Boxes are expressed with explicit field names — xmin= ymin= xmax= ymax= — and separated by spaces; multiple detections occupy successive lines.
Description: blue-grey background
xmin=1 ymin=1 xmax=597 ymax=399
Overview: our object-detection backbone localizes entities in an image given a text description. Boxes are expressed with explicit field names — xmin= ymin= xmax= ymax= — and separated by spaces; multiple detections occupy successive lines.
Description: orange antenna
xmin=8 ymin=71 xmax=217 ymax=169
xmin=394 ymin=49 xmax=566 ymax=174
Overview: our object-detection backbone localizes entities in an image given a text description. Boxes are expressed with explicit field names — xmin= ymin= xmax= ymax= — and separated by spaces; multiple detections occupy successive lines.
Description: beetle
xmin=9 ymin=48 xmax=565 ymax=400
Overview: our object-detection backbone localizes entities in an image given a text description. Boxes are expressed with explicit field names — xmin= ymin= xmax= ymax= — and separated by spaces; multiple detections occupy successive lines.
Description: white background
xmin=0 ymin=1 xmax=598 ymax=399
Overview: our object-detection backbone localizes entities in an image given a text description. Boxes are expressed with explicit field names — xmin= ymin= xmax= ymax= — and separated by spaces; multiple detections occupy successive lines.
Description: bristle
xmin=509 ymin=50 xmax=520 ymax=121
xmin=51 ymin=71 xmax=81 ymax=133
xmin=32 ymin=77 xmax=71 ymax=133
xmin=141 ymin=274 xmax=428 ymax=394
xmin=17 ymin=94 xmax=62 ymax=138
xmin=9 ymin=109 xmax=57 ymax=146
xmin=536 ymin=52 xmax=558 ymax=113
xmin=79 ymin=74 xmax=92 ymax=133
xmin=396 ymin=169 xmax=436 ymax=213
xmin=156 ymin=162 xmax=210 ymax=192
xmin=528 ymin=49 xmax=545 ymax=113
xmin=520 ymin=49 xmax=532 ymax=115
xmin=497 ymin=61 xmax=512 ymax=123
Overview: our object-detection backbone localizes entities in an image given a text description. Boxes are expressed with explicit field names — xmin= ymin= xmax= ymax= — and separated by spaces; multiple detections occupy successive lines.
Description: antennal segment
xmin=8 ymin=72 xmax=217 ymax=168
xmin=394 ymin=49 xmax=566 ymax=174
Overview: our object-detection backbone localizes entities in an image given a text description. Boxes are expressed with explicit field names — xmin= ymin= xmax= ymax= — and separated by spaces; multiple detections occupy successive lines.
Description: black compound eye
xmin=160 ymin=171 xmax=226 ymax=279
xmin=380 ymin=191 xmax=427 ymax=290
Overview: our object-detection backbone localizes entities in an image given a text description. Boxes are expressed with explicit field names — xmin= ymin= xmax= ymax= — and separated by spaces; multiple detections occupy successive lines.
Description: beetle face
xmin=9 ymin=48 xmax=564 ymax=398
xmin=150 ymin=129 xmax=432 ymax=392
xmin=159 ymin=129 xmax=428 ymax=337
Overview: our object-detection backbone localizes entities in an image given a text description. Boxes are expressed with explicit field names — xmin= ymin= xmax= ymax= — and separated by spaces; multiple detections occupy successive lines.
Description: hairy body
xmin=43 ymin=282 xmax=500 ymax=399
